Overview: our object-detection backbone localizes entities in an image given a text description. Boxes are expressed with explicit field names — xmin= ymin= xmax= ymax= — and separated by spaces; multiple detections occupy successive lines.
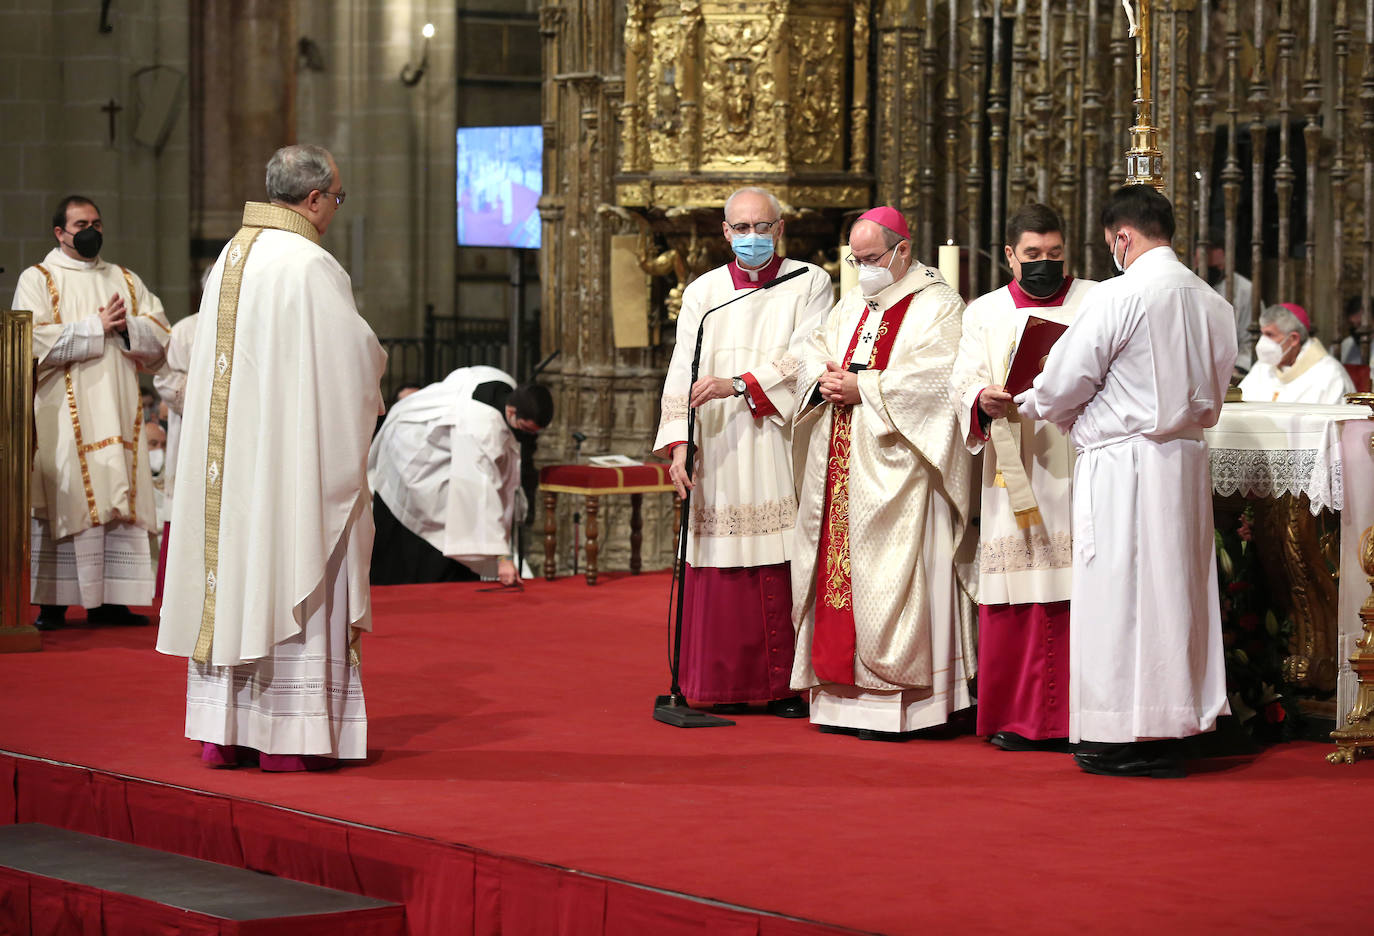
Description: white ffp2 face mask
xmin=148 ymin=449 xmax=165 ymax=475
xmin=1254 ymin=335 xmax=1285 ymax=367
xmin=858 ymin=245 xmax=901 ymax=296
xmin=1112 ymin=233 xmax=1129 ymax=273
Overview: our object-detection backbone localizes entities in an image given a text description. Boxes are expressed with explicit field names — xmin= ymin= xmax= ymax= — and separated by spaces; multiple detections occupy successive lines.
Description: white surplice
xmin=1016 ymin=246 xmax=1237 ymax=743
xmin=14 ymin=248 xmax=171 ymax=607
xmin=1238 ymin=338 xmax=1356 ymax=404
xmin=157 ymin=202 xmax=385 ymax=760
xmin=652 ymin=257 xmax=834 ymax=569
xmin=788 ymin=262 xmax=976 ymax=731
xmin=153 ymin=314 xmax=198 ymax=505
xmin=368 ymin=365 xmax=521 ymax=577
xmin=953 ymin=279 xmax=1095 ymax=605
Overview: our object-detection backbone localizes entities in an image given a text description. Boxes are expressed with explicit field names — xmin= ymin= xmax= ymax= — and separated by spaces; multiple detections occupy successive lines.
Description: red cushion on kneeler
xmin=539 ymin=463 xmax=671 ymax=490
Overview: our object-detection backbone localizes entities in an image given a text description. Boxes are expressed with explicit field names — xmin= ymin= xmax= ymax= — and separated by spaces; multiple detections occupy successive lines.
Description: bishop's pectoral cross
xmin=101 ymin=98 xmax=123 ymax=147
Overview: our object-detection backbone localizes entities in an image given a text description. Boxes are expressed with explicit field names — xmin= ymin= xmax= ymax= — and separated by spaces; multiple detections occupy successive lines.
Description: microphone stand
xmin=653 ymin=266 xmax=806 ymax=728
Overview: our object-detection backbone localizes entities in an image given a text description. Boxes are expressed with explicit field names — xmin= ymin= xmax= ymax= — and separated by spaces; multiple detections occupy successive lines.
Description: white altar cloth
xmin=1205 ymin=402 xmax=1371 ymax=515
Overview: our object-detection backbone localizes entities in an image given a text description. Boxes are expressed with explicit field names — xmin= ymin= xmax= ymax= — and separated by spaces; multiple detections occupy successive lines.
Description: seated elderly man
xmin=1239 ymin=303 xmax=1355 ymax=404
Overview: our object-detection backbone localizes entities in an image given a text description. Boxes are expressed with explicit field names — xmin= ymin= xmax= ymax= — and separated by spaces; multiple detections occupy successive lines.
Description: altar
xmin=1204 ymin=401 xmax=1374 ymax=729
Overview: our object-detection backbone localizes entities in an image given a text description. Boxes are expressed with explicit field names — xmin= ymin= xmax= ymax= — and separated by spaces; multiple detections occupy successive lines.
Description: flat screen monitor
xmin=457 ymin=125 xmax=542 ymax=249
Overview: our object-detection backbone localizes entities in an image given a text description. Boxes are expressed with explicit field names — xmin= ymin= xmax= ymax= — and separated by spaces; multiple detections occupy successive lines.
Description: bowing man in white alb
xmin=158 ymin=144 xmax=387 ymax=772
xmin=952 ymin=202 xmax=1095 ymax=752
xmin=1016 ymin=185 xmax=1236 ymax=779
xmin=1239 ymin=302 xmax=1355 ymax=404
xmin=369 ymin=367 xmax=553 ymax=586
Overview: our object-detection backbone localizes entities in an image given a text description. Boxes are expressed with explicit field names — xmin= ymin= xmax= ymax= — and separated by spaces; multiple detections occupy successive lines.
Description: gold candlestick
xmin=1121 ymin=0 xmax=1166 ymax=190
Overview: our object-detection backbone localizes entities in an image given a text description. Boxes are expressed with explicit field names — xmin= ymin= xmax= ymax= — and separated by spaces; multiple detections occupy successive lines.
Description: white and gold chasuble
xmin=788 ymin=263 xmax=976 ymax=702
xmin=158 ymin=202 xmax=386 ymax=668
xmin=14 ymin=248 xmax=171 ymax=542
xmin=952 ymin=278 xmax=1095 ymax=606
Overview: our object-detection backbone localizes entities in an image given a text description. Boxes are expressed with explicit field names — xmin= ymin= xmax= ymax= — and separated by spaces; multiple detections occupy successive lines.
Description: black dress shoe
xmin=1073 ymin=749 xmax=1186 ymax=779
xmin=857 ymin=728 xmax=911 ymax=742
xmin=766 ymin=696 xmax=809 ymax=719
xmin=34 ymin=605 xmax=66 ymax=631
xmin=87 ymin=604 xmax=150 ymax=627
xmin=989 ymin=731 xmax=1072 ymax=753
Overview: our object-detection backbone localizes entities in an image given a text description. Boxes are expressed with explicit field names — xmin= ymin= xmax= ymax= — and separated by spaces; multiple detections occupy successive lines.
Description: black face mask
xmin=1206 ymin=265 xmax=1225 ymax=288
xmin=1018 ymin=259 xmax=1065 ymax=298
xmin=66 ymin=227 xmax=103 ymax=259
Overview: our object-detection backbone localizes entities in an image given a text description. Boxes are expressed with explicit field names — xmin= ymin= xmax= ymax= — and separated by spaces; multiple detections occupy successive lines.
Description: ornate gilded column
xmin=1330 ymin=522 xmax=1374 ymax=763
xmin=1 ymin=311 xmax=40 ymax=652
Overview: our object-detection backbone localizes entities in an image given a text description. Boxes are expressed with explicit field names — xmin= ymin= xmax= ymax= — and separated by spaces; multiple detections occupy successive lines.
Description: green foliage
xmin=1216 ymin=506 xmax=1303 ymax=743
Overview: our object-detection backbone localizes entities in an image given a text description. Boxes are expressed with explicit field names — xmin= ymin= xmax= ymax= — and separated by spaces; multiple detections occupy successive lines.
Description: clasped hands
xmin=818 ymin=361 xmax=860 ymax=406
xmin=98 ymin=292 xmax=128 ymax=335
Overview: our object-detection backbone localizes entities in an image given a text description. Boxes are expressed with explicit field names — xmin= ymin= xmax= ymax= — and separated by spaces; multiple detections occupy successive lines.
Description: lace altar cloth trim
xmin=1209 ymin=447 xmax=1342 ymax=515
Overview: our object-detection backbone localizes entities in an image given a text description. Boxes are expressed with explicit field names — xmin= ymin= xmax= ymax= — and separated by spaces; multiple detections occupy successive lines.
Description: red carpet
xmin=0 ymin=573 xmax=1366 ymax=935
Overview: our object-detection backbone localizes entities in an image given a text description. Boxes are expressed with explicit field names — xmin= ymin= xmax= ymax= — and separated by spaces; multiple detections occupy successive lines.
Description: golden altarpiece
xmin=531 ymin=0 xmax=1374 ymax=742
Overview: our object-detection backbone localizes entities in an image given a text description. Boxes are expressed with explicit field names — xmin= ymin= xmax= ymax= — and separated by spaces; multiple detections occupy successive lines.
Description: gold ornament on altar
xmin=1331 ymin=394 xmax=1374 ymax=763
xmin=1120 ymin=0 xmax=1165 ymax=191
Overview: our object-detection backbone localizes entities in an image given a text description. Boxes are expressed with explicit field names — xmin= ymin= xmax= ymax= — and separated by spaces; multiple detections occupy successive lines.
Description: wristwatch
xmin=732 ymin=376 xmax=747 ymax=397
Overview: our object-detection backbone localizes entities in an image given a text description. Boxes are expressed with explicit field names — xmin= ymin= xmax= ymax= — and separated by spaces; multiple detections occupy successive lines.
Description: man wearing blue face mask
xmin=14 ymin=195 xmax=171 ymax=631
xmin=652 ymin=186 xmax=833 ymax=717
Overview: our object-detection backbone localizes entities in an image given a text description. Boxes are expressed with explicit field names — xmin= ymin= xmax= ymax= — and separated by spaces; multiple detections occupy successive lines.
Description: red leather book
xmin=1005 ymin=315 xmax=1069 ymax=396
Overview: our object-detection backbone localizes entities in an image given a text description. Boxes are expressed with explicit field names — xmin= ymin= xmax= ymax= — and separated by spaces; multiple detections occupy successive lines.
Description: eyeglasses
xmin=323 ymin=190 xmax=347 ymax=207
xmin=727 ymin=220 xmax=779 ymax=235
xmin=844 ymin=242 xmax=902 ymax=268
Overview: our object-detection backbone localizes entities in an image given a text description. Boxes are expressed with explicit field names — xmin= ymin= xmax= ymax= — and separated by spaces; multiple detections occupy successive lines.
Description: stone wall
xmin=0 ymin=0 xmax=190 ymax=321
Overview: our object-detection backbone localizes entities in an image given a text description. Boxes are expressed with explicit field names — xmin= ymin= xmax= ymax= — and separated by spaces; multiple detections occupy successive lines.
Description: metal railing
xmin=377 ymin=305 xmax=521 ymax=402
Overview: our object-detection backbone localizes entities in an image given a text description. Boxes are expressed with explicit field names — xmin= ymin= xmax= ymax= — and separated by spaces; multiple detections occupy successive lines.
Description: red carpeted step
xmin=0 ymin=824 xmax=403 ymax=936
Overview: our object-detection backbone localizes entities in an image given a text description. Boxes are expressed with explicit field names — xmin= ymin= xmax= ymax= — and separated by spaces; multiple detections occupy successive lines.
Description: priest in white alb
xmin=157 ymin=144 xmax=386 ymax=772
xmin=653 ymin=186 xmax=833 ymax=717
xmin=1239 ymin=302 xmax=1355 ymax=404
xmin=1016 ymin=185 xmax=1235 ymax=778
xmin=369 ymin=366 xmax=552 ymax=585
xmin=953 ymin=203 xmax=1095 ymax=752
xmin=787 ymin=206 xmax=976 ymax=739
xmin=14 ymin=195 xmax=171 ymax=630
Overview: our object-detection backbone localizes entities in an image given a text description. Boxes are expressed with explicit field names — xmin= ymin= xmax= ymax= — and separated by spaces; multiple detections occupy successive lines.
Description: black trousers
xmin=369 ymin=493 xmax=480 ymax=585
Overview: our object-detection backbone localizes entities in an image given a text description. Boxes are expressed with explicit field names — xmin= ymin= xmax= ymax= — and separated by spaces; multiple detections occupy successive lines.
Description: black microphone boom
xmin=653 ymin=265 xmax=807 ymax=728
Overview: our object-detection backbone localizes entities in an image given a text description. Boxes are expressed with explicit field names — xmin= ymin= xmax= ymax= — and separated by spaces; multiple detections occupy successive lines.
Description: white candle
xmin=938 ymin=241 xmax=960 ymax=294
xmin=840 ymin=242 xmax=859 ymax=297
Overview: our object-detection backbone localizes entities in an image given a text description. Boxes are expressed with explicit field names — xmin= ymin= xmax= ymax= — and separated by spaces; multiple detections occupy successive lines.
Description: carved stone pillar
xmin=538 ymin=2 xmax=679 ymax=577
xmin=189 ymin=0 xmax=297 ymax=250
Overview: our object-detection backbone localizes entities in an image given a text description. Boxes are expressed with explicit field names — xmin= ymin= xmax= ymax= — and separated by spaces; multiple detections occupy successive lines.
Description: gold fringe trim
xmin=35 ymin=265 xmax=61 ymax=324
xmin=65 ymin=370 xmax=100 ymax=527
xmin=1013 ymin=507 xmax=1044 ymax=530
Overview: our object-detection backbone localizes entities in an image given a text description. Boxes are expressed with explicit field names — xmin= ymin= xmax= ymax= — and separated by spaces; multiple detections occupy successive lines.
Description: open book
xmin=1005 ymin=315 xmax=1069 ymax=397
xmin=586 ymin=454 xmax=643 ymax=468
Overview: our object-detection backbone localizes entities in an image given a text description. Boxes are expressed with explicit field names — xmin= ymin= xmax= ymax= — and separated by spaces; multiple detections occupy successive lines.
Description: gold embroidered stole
xmin=192 ymin=202 xmax=320 ymax=664
xmin=811 ymin=292 xmax=914 ymax=685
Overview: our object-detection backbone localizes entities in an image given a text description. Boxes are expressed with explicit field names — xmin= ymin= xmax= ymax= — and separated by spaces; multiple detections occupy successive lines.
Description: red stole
xmin=811 ymin=292 xmax=915 ymax=685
